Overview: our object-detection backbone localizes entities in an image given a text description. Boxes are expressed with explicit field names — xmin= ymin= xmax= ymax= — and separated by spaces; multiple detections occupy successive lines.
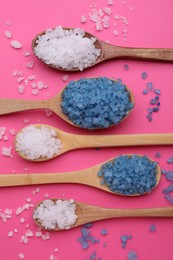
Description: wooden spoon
xmin=15 ymin=124 xmax=173 ymax=161
xmin=33 ymin=199 xmax=173 ymax=231
xmin=0 ymin=78 xmax=134 ymax=129
xmin=32 ymin=27 xmax=173 ymax=71
xmin=0 ymin=154 xmax=161 ymax=196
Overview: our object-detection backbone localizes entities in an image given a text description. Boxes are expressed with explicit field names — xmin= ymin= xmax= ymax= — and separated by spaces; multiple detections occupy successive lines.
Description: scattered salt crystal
xmin=8 ymin=231 xmax=14 ymax=237
xmin=20 ymin=235 xmax=28 ymax=244
xmin=31 ymin=82 xmax=37 ymax=88
xmin=14 ymin=229 xmax=18 ymax=233
xmin=6 ymin=21 xmax=11 ymax=26
xmin=26 ymin=61 xmax=34 ymax=69
xmin=10 ymin=40 xmax=22 ymax=49
xmin=16 ymin=207 xmax=23 ymax=216
xmin=12 ymin=70 xmax=18 ymax=76
xmin=33 ymin=199 xmax=78 ymax=230
xmin=113 ymin=30 xmax=119 ymax=36
xmin=4 ymin=31 xmax=12 ymax=39
xmin=15 ymin=125 xmax=63 ymax=160
xmin=80 ymin=15 xmax=87 ymax=23
xmin=35 ymin=187 xmax=40 ymax=193
xmin=9 ymin=128 xmax=16 ymax=135
xmin=23 ymin=51 xmax=31 ymax=56
xmin=108 ymin=0 xmax=113 ymax=5
xmin=18 ymin=253 xmax=25 ymax=259
xmin=54 ymin=248 xmax=59 ymax=253
xmin=26 ymin=198 xmax=32 ymax=203
xmin=35 ymin=231 xmax=42 ymax=237
xmin=45 ymin=109 xmax=53 ymax=117
xmin=37 ymin=81 xmax=44 ymax=89
xmin=0 ymin=127 xmax=6 ymax=136
xmin=96 ymin=21 xmax=103 ymax=31
xmin=62 ymin=75 xmax=69 ymax=82
xmin=3 ymin=135 xmax=8 ymax=141
xmin=2 ymin=146 xmax=12 ymax=157
xmin=32 ymin=89 xmax=39 ymax=95
xmin=17 ymin=71 xmax=23 ymax=76
xmin=25 ymin=230 xmax=33 ymax=237
xmin=115 ymin=14 xmax=120 ymax=20
xmin=44 ymin=193 xmax=49 ymax=198
xmin=18 ymin=85 xmax=25 ymax=94
xmin=103 ymin=7 xmax=112 ymax=15
xmin=17 ymin=77 xmax=25 ymax=83
xmin=5 ymin=208 xmax=12 ymax=215
xmin=20 ymin=217 xmax=25 ymax=223
xmin=49 ymin=255 xmax=57 ymax=260
xmin=23 ymin=119 xmax=30 ymax=124
xmin=28 ymin=75 xmax=36 ymax=80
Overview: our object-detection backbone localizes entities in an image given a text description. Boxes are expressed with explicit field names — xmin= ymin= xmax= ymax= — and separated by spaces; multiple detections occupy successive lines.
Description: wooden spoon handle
xmin=70 ymin=133 xmax=173 ymax=149
xmin=0 ymin=98 xmax=50 ymax=115
xmin=105 ymin=44 xmax=173 ymax=61
xmin=81 ymin=205 xmax=173 ymax=224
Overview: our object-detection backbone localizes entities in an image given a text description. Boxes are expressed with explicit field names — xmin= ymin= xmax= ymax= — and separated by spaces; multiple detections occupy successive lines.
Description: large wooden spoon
xmin=0 ymin=154 xmax=161 ymax=196
xmin=33 ymin=199 xmax=173 ymax=231
xmin=0 ymin=78 xmax=134 ymax=129
xmin=32 ymin=27 xmax=173 ymax=71
xmin=15 ymin=124 xmax=173 ymax=161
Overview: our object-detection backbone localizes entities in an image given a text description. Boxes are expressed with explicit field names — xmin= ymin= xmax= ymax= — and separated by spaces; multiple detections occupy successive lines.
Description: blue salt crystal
xmin=146 ymin=82 xmax=153 ymax=90
xmin=162 ymin=184 xmax=173 ymax=194
xmin=100 ymin=229 xmax=108 ymax=235
xmin=150 ymin=98 xmax=156 ymax=105
xmin=120 ymin=234 xmax=132 ymax=249
xmin=142 ymin=89 xmax=148 ymax=95
xmin=165 ymin=194 xmax=173 ymax=205
xmin=157 ymin=101 xmax=160 ymax=106
xmin=61 ymin=77 xmax=133 ymax=129
xmin=89 ymin=251 xmax=97 ymax=260
xmin=123 ymin=64 xmax=129 ymax=70
xmin=128 ymin=251 xmax=138 ymax=260
xmin=154 ymin=89 xmax=161 ymax=95
xmin=141 ymin=72 xmax=147 ymax=79
xmin=153 ymin=107 xmax=159 ymax=112
xmin=167 ymin=156 xmax=173 ymax=164
xmin=155 ymin=152 xmax=161 ymax=158
xmin=83 ymin=223 xmax=93 ymax=228
xmin=150 ymin=224 xmax=157 ymax=232
xmin=98 ymin=155 xmax=158 ymax=195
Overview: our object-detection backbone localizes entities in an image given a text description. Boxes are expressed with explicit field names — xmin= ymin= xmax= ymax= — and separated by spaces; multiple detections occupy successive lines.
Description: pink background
xmin=0 ymin=0 xmax=173 ymax=259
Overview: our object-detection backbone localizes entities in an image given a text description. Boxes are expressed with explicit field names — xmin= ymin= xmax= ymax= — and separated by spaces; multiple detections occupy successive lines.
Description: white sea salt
xmin=34 ymin=26 xmax=101 ymax=71
xmin=33 ymin=199 xmax=78 ymax=230
xmin=10 ymin=40 xmax=22 ymax=49
xmin=2 ymin=146 xmax=12 ymax=157
xmin=15 ymin=125 xmax=62 ymax=160
xmin=80 ymin=15 xmax=87 ymax=23
xmin=4 ymin=31 xmax=12 ymax=39
xmin=18 ymin=253 xmax=25 ymax=259
xmin=8 ymin=231 xmax=14 ymax=237
xmin=26 ymin=61 xmax=34 ymax=68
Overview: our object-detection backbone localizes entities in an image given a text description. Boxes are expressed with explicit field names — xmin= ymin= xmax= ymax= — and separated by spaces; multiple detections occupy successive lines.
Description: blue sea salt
xmin=120 ymin=234 xmax=132 ymax=249
xmin=77 ymin=226 xmax=100 ymax=250
xmin=146 ymin=82 xmax=153 ymax=91
xmin=61 ymin=77 xmax=134 ymax=129
xmin=162 ymin=170 xmax=173 ymax=181
xmin=149 ymin=224 xmax=156 ymax=232
xmin=98 ymin=155 xmax=158 ymax=195
xmin=128 ymin=250 xmax=138 ymax=260
xmin=141 ymin=72 xmax=147 ymax=79
xmin=167 ymin=156 xmax=173 ymax=164
xmin=162 ymin=184 xmax=173 ymax=194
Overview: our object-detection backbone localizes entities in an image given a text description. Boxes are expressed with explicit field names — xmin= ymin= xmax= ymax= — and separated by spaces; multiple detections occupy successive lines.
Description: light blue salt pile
xmin=61 ymin=77 xmax=133 ymax=129
xmin=98 ymin=155 xmax=158 ymax=195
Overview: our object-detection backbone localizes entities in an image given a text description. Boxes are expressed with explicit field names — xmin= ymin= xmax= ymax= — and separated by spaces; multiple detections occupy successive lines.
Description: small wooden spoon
xmin=0 ymin=78 xmax=134 ymax=129
xmin=33 ymin=199 xmax=173 ymax=231
xmin=32 ymin=27 xmax=173 ymax=71
xmin=15 ymin=124 xmax=173 ymax=161
xmin=0 ymin=154 xmax=161 ymax=196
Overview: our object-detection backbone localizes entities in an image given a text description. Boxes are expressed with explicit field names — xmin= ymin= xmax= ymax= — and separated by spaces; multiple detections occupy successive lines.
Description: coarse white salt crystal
xmin=34 ymin=26 xmax=101 ymax=71
xmin=12 ymin=70 xmax=18 ymax=76
xmin=2 ymin=146 xmax=12 ymax=157
xmin=16 ymin=207 xmax=23 ymax=215
xmin=17 ymin=71 xmax=23 ymax=76
xmin=3 ymin=135 xmax=8 ymax=141
xmin=18 ymin=253 xmax=25 ymax=259
xmin=31 ymin=89 xmax=39 ymax=95
xmin=33 ymin=199 xmax=78 ymax=230
xmin=23 ymin=119 xmax=30 ymax=124
xmin=26 ymin=61 xmax=34 ymax=69
xmin=23 ymin=51 xmax=30 ymax=56
xmin=4 ymin=31 xmax=12 ymax=39
xmin=37 ymin=81 xmax=44 ymax=89
xmin=5 ymin=208 xmax=12 ymax=215
xmin=10 ymin=40 xmax=22 ymax=49
xmin=113 ymin=30 xmax=119 ymax=36
xmin=80 ymin=15 xmax=87 ymax=23
xmin=8 ymin=231 xmax=14 ymax=237
xmin=20 ymin=235 xmax=28 ymax=244
xmin=20 ymin=217 xmax=25 ymax=223
xmin=44 ymin=193 xmax=49 ymax=198
xmin=114 ymin=14 xmax=120 ymax=20
xmin=26 ymin=198 xmax=31 ymax=203
xmin=9 ymin=128 xmax=16 ymax=135
xmin=15 ymin=125 xmax=63 ymax=160
xmin=54 ymin=248 xmax=59 ymax=253
xmin=18 ymin=85 xmax=25 ymax=94
xmin=25 ymin=230 xmax=33 ymax=237
xmin=108 ymin=0 xmax=113 ymax=5
xmin=35 ymin=231 xmax=42 ymax=237
xmin=14 ymin=229 xmax=18 ymax=233
xmin=103 ymin=7 xmax=112 ymax=15
xmin=31 ymin=82 xmax=37 ymax=88
xmin=45 ymin=109 xmax=53 ymax=117
xmin=17 ymin=77 xmax=25 ymax=83
xmin=49 ymin=255 xmax=57 ymax=260
xmin=24 ymin=79 xmax=29 ymax=85
xmin=96 ymin=21 xmax=103 ymax=31
xmin=35 ymin=187 xmax=40 ymax=193
xmin=28 ymin=75 xmax=36 ymax=80
xmin=0 ymin=127 xmax=6 ymax=136
xmin=62 ymin=75 xmax=69 ymax=82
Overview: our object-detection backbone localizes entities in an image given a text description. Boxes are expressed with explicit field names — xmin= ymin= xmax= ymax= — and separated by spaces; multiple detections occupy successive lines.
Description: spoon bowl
xmin=0 ymin=154 xmax=161 ymax=196
xmin=14 ymin=123 xmax=173 ymax=161
xmin=33 ymin=199 xmax=173 ymax=231
xmin=32 ymin=27 xmax=173 ymax=72
xmin=0 ymin=77 xmax=134 ymax=130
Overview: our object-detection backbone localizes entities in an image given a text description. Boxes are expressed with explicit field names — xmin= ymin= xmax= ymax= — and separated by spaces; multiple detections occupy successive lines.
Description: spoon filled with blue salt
xmin=32 ymin=26 xmax=173 ymax=72
xmin=33 ymin=198 xmax=173 ymax=231
xmin=0 ymin=154 xmax=161 ymax=196
xmin=14 ymin=124 xmax=173 ymax=162
xmin=0 ymin=77 xmax=134 ymax=130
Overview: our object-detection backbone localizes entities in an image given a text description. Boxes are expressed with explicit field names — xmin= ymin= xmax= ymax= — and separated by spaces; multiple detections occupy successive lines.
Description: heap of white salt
xmin=33 ymin=199 xmax=77 ymax=230
xmin=34 ymin=26 xmax=101 ymax=71
xmin=15 ymin=125 xmax=62 ymax=160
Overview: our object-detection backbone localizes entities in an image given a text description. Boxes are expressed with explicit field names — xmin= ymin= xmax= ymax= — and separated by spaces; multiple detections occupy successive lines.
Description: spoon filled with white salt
xmin=0 ymin=77 xmax=134 ymax=130
xmin=33 ymin=198 xmax=173 ymax=231
xmin=0 ymin=153 xmax=161 ymax=196
xmin=32 ymin=26 xmax=173 ymax=72
xmin=14 ymin=124 xmax=173 ymax=162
